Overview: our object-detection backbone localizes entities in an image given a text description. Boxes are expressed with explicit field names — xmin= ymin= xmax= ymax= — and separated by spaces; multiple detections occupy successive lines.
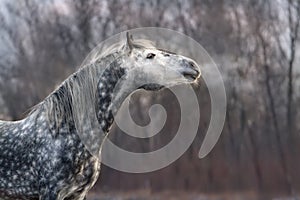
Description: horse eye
xmin=146 ymin=53 xmax=155 ymax=59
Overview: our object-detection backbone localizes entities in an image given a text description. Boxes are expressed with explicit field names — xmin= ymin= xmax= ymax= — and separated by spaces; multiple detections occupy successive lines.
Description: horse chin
xmin=138 ymin=83 xmax=164 ymax=91
xmin=182 ymin=75 xmax=201 ymax=85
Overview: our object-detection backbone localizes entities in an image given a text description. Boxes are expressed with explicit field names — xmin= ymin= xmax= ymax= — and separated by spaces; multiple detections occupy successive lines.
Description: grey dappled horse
xmin=0 ymin=34 xmax=200 ymax=200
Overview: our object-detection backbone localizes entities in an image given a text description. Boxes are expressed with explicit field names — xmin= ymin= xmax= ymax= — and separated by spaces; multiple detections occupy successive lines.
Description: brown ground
xmin=87 ymin=190 xmax=299 ymax=200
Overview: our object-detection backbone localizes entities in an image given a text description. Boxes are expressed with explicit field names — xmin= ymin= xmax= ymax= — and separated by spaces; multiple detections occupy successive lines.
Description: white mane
xmin=29 ymin=37 xmax=157 ymax=154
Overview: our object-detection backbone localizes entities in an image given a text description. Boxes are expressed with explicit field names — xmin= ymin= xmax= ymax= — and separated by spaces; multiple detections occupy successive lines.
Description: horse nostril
xmin=188 ymin=61 xmax=199 ymax=72
xmin=187 ymin=61 xmax=199 ymax=73
xmin=189 ymin=61 xmax=195 ymax=68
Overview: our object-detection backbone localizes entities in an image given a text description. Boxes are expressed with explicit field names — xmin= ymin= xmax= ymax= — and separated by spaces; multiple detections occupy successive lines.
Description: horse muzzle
xmin=179 ymin=59 xmax=201 ymax=81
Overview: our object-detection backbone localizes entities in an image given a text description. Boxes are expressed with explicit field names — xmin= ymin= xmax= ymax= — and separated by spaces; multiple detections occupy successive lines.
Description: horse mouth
xmin=183 ymin=72 xmax=199 ymax=81
xmin=182 ymin=69 xmax=200 ymax=81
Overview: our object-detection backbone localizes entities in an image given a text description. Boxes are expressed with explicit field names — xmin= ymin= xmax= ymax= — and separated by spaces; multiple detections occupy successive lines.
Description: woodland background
xmin=0 ymin=0 xmax=300 ymax=199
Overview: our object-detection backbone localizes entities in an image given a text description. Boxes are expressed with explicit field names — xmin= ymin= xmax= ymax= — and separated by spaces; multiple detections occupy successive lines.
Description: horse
xmin=0 ymin=33 xmax=201 ymax=200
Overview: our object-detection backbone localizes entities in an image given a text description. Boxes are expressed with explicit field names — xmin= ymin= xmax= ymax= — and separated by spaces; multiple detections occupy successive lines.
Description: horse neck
xmin=32 ymin=52 xmax=132 ymax=138
xmin=95 ymin=59 xmax=129 ymax=133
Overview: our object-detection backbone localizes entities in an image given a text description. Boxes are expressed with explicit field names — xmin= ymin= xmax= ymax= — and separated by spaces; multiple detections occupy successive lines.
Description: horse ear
xmin=126 ymin=32 xmax=134 ymax=52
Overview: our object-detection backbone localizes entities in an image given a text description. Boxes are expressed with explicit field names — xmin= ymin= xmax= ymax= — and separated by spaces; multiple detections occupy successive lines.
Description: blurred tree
xmin=0 ymin=0 xmax=299 ymax=198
